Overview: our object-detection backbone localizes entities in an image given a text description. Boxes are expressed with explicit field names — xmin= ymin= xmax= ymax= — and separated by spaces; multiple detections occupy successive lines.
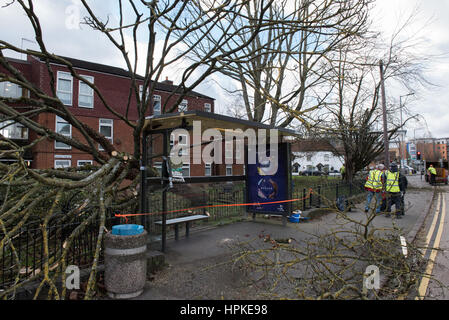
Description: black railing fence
xmin=292 ymin=179 xmax=366 ymax=212
xmin=0 ymin=210 xmax=121 ymax=291
xmin=142 ymin=181 xmax=246 ymax=245
xmin=0 ymin=178 xmax=365 ymax=290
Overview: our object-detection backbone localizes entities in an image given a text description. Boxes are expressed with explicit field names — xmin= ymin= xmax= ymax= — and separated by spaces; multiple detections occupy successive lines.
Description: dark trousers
xmin=386 ymin=193 xmax=403 ymax=216
xmin=430 ymin=174 xmax=436 ymax=185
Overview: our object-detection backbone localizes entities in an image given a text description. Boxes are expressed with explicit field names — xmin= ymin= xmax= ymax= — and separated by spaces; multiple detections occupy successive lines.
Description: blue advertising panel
xmin=246 ymin=143 xmax=291 ymax=215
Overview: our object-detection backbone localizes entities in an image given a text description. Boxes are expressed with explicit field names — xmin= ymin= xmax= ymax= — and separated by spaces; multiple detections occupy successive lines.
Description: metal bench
xmin=154 ymin=215 xmax=209 ymax=240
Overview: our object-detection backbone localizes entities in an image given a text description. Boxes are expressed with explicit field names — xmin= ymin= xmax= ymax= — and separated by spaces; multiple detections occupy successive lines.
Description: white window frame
xmin=99 ymin=118 xmax=113 ymax=151
xmin=153 ymin=95 xmax=161 ymax=115
xmin=78 ymin=75 xmax=94 ymax=108
xmin=205 ymin=163 xmax=212 ymax=176
xmin=139 ymin=85 xmax=149 ymax=100
xmin=182 ymin=163 xmax=190 ymax=177
xmin=204 ymin=103 xmax=211 ymax=112
xmin=178 ymin=99 xmax=188 ymax=112
xmin=0 ymin=81 xmax=22 ymax=98
xmin=54 ymin=159 xmax=71 ymax=169
xmin=77 ymin=160 xmax=93 ymax=167
xmin=56 ymin=71 xmax=73 ymax=106
xmin=55 ymin=116 xmax=72 ymax=150
xmin=0 ymin=120 xmax=28 ymax=140
xmin=226 ymin=164 xmax=233 ymax=176
xmin=55 ymin=155 xmax=72 ymax=159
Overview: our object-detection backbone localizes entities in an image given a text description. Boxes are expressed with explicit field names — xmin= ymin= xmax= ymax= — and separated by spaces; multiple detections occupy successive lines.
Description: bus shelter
xmin=140 ymin=110 xmax=299 ymax=252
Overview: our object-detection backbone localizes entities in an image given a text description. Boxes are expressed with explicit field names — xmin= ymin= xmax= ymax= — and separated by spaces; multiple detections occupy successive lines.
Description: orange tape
xmin=115 ymin=188 xmax=314 ymax=222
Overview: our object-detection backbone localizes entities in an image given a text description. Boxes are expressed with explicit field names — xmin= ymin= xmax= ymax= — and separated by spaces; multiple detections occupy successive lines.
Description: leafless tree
xmin=185 ymin=0 xmax=373 ymax=128
xmin=309 ymin=8 xmax=434 ymax=182
xmin=0 ymin=0 xmax=285 ymax=299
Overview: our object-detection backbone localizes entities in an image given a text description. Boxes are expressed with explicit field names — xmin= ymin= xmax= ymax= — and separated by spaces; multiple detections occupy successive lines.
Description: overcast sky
xmin=1 ymin=0 xmax=448 ymax=140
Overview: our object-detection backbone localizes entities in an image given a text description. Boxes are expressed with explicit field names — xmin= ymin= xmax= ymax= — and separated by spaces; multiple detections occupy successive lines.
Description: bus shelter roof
xmin=143 ymin=110 xmax=300 ymax=138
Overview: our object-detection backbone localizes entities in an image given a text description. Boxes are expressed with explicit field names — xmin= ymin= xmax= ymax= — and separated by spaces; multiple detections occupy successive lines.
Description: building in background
xmin=0 ymin=54 xmax=223 ymax=177
xmin=290 ymin=139 xmax=344 ymax=175
xmin=410 ymin=138 xmax=448 ymax=163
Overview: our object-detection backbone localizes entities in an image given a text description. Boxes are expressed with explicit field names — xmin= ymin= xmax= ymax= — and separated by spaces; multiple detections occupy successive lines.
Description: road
xmin=414 ymin=183 xmax=449 ymax=300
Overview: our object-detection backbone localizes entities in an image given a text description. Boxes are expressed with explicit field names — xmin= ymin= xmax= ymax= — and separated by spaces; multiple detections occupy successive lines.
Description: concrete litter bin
xmin=104 ymin=224 xmax=147 ymax=299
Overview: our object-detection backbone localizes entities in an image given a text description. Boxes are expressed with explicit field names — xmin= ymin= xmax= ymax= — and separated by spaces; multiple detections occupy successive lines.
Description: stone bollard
xmin=104 ymin=226 xmax=148 ymax=299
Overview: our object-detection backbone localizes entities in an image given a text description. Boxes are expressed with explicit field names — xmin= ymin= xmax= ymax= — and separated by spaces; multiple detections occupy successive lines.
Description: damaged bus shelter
xmin=139 ymin=110 xmax=299 ymax=252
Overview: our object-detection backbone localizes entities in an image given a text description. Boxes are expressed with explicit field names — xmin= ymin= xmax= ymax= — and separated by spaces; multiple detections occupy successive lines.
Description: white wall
xmin=291 ymin=151 xmax=344 ymax=175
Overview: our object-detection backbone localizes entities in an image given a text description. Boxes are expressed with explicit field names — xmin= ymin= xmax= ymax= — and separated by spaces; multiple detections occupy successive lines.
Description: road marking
xmin=400 ymin=236 xmax=408 ymax=257
xmin=416 ymin=193 xmax=446 ymax=300
xmin=425 ymin=193 xmax=441 ymax=247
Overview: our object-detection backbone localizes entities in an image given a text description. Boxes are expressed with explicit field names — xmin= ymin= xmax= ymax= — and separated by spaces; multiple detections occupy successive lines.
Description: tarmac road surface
xmin=415 ymin=187 xmax=449 ymax=300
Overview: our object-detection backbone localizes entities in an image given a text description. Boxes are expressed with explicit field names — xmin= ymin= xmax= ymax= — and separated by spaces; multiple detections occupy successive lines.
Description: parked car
xmin=300 ymin=170 xmax=325 ymax=176
xmin=328 ymin=170 xmax=341 ymax=176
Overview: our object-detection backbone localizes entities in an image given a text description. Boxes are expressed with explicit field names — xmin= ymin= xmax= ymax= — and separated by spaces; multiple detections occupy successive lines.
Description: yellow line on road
xmin=426 ymin=194 xmax=441 ymax=246
xmin=416 ymin=193 xmax=446 ymax=300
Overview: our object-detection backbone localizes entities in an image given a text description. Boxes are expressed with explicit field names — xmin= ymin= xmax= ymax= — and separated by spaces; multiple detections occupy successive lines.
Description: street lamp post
xmin=379 ymin=61 xmax=389 ymax=165
xmin=399 ymin=92 xmax=414 ymax=172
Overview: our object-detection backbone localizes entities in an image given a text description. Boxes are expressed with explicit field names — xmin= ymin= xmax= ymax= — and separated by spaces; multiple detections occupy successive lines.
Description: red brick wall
xmin=3 ymin=56 xmax=217 ymax=170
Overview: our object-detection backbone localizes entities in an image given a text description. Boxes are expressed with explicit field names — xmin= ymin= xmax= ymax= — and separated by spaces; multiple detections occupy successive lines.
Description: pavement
xmin=131 ymin=174 xmax=435 ymax=300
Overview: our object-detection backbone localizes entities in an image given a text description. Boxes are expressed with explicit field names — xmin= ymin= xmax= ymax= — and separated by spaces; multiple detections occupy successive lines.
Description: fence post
xmin=202 ymin=190 xmax=206 ymax=216
xmin=336 ymin=183 xmax=339 ymax=201
xmin=317 ymin=186 xmax=321 ymax=208
xmin=303 ymin=188 xmax=306 ymax=211
xmin=309 ymin=187 xmax=313 ymax=208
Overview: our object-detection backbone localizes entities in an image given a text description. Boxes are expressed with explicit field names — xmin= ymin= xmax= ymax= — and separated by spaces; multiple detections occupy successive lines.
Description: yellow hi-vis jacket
xmin=386 ymin=171 xmax=400 ymax=193
xmin=365 ymin=169 xmax=382 ymax=191
xmin=429 ymin=167 xmax=437 ymax=175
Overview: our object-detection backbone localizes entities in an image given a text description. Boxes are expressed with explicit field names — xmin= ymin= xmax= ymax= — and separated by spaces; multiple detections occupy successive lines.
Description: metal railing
xmin=0 ymin=179 xmax=365 ymax=290
xmin=0 ymin=212 xmax=120 ymax=291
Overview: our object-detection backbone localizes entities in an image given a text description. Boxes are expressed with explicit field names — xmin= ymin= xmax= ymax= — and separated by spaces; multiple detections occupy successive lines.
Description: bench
xmin=154 ymin=215 xmax=209 ymax=240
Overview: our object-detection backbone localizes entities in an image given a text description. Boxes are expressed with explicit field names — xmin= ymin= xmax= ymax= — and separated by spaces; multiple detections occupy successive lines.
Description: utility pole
xmin=399 ymin=92 xmax=414 ymax=172
xmin=379 ymin=60 xmax=389 ymax=165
